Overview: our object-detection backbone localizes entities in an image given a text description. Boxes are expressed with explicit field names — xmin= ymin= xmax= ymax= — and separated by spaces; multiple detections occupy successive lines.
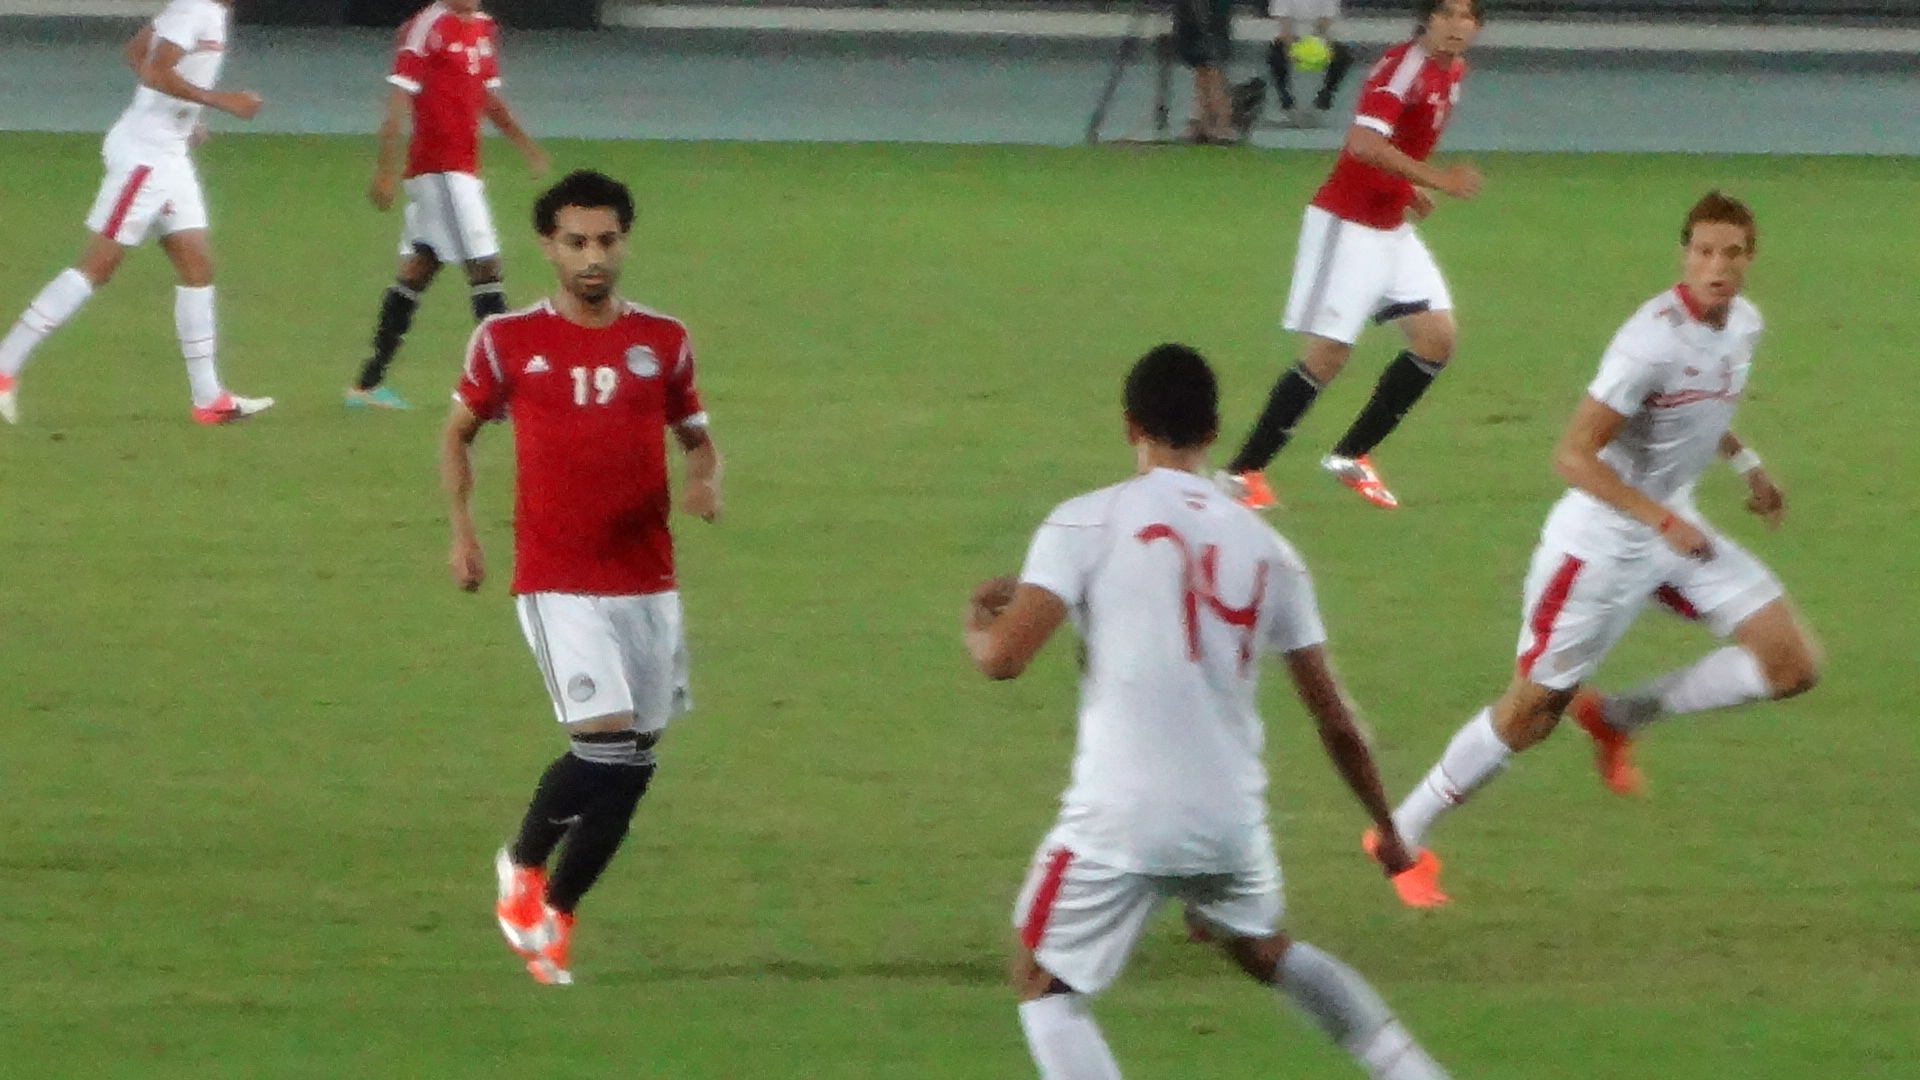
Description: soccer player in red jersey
xmin=1222 ymin=0 xmax=1483 ymax=511
xmin=347 ymin=0 xmax=548 ymax=410
xmin=440 ymin=171 xmax=722 ymax=985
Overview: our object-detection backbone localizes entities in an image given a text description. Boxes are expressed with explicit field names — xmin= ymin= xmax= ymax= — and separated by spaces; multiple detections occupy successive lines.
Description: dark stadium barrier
xmin=327 ymin=0 xmax=602 ymax=30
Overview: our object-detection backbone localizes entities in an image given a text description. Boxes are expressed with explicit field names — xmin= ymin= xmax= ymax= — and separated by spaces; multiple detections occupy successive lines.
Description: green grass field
xmin=0 ymin=133 xmax=1915 ymax=1078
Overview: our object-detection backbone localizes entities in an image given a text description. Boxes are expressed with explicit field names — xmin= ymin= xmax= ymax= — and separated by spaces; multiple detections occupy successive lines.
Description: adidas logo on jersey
xmin=525 ymin=356 xmax=551 ymax=374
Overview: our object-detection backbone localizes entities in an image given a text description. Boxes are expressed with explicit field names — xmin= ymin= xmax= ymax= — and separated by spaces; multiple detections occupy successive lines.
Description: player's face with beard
xmin=543 ymin=206 xmax=628 ymax=305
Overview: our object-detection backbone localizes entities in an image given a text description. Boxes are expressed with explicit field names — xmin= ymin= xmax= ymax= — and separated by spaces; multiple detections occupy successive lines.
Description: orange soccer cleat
xmin=1363 ymin=828 xmax=1450 ymax=909
xmin=1217 ymin=469 xmax=1280 ymax=510
xmin=1571 ymin=689 xmax=1644 ymax=797
xmin=191 ymin=391 xmax=274 ymax=426
xmin=494 ymin=848 xmax=571 ymax=984
xmin=1321 ymin=454 xmax=1399 ymax=509
xmin=531 ymin=910 xmax=575 ymax=987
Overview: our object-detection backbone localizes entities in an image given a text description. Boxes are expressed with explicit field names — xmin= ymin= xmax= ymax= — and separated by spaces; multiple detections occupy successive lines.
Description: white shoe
xmin=192 ymin=392 xmax=274 ymax=426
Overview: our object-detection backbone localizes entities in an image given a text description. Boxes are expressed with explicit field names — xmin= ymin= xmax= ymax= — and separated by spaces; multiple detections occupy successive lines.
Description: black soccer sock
xmin=546 ymin=761 xmax=655 ymax=914
xmin=1267 ymin=39 xmax=1296 ymax=110
xmin=1330 ymin=351 xmax=1444 ymax=459
xmin=508 ymin=751 xmax=600 ymax=869
xmin=1316 ymin=41 xmax=1356 ymax=111
xmin=470 ymin=280 xmax=507 ymax=322
xmin=1229 ymin=363 xmax=1324 ymax=474
xmin=355 ymin=282 xmax=420 ymax=391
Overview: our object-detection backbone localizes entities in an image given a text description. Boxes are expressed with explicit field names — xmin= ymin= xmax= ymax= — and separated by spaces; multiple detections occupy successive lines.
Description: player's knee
xmin=1765 ymin=645 xmax=1820 ymax=700
xmin=467 ymin=257 xmax=504 ymax=285
xmin=1223 ymin=933 xmax=1289 ymax=985
xmin=1009 ymin=954 xmax=1071 ymax=1001
xmin=566 ymin=717 xmax=654 ymax=767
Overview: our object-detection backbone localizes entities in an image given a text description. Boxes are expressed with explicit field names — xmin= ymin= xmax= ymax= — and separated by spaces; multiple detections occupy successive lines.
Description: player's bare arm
xmin=1344 ymin=126 xmax=1480 ymax=200
xmin=1283 ymin=645 xmax=1415 ymax=875
xmin=122 ymin=25 xmax=154 ymax=74
xmin=1719 ymin=430 xmax=1785 ymax=528
xmin=138 ymin=38 xmax=261 ymax=120
xmin=368 ymin=86 xmax=410 ymax=211
xmin=1554 ymin=395 xmax=1713 ymax=560
xmin=484 ymin=91 xmax=550 ymax=176
xmin=675 ymin=421 xmax=722 ymax=522
xmin=964 ymin=578 xmax=1066 ymax=681
xmin=441 ymin=400 xmax=487 ymax=591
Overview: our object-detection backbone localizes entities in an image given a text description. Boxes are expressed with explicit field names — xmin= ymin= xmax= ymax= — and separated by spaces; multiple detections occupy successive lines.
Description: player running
xmin=1367 ymin=191 xmax=1821 ymax=909
xmin=1265 ymin=0 xmax=1357 ymax=129
xmin=1222 ymin=0 xmax=1483 ymax=510
xmin=0 ymin=0 xmax=271 ymax=426
xmin=967 ymin=344 xmax=1451 ymax=1080
xmin=347 ymin=0 xmax=548 ymax=410
xmin=441 ymin=171 xmax=722 ymax=985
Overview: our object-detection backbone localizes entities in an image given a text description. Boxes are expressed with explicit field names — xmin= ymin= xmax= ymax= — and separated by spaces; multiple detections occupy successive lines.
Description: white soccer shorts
xmin=1269 ymin=0 xmax=1341 ymax=21
xmin=1012 ymin=828 xmax=1284 ymax=996
xmin=515 ymin=591 xmax=692 ymax=731
xmin=1514 ymin=525 xmax=1785 ymax=691
xmin=1283 ymin=205 xmax=1452 ymax=346
xmin=85 ymin=151 xmax=208 ymax=247
xmin=401 ymin=171 xmax=502 ymax=264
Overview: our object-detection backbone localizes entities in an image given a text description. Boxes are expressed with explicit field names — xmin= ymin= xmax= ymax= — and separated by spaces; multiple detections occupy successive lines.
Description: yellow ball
xmin=1290 ymin=36 xmax=1332 ymax=73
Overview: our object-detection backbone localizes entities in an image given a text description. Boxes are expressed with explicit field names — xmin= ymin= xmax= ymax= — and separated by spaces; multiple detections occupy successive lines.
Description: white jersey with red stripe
xmin=1543 ymin=284 xmax=1762 ymax=559
xmin=108 ymin=0 xmax=229 ymax=158
xmin=1018 ymin=467 xmax=1327 ymax=876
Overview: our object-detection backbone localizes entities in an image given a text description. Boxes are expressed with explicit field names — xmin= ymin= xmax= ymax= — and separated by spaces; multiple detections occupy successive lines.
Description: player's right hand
xmin=1371 ymin=827 xmax=1416 ymax=877
xmin=221 ymin=90 xmax=264 ymax=121
xmin=369 ymin=175 xmax=397 ymax=212
xmin=1659 ymin=516 xmax=1714 ymax=561
xmin=1436 ymin=163 xmax=1482 ymax=200
xmin=450 ymin=536 xmax=486 ymax=592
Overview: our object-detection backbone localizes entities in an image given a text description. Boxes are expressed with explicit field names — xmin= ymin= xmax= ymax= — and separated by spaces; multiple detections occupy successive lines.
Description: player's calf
xmin=1736 ymin=600 xmax=1821 ymax=700
xmin=1226 ymin=934 xmax=1452 ymax=1080
xmin=467 ymin=257 xmax=508 ymax=321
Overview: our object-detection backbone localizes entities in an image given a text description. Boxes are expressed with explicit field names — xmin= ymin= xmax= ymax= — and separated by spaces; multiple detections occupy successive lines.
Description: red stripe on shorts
xmin=99 ymin=165 xmax=153 ymax=241
xmin=1517 ymin=555 xmax=1585 ymax=679
xmin=1020 ymin=848 xmax=1074 ymax=950
xmin=1653 ymin=583 xmax=1703 ymax=622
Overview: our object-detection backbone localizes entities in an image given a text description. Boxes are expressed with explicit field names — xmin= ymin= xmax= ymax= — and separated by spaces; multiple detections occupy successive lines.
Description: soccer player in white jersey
xmin=966 ymin=344 xmax=1452 ymax=1080
xmin=0 ymin=0 xmax=271 ymax=426
xmin=1366 ymin=192 xmax=1821 ymax=908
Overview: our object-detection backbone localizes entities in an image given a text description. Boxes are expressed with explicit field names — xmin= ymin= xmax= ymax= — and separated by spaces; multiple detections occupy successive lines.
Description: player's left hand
xmin=1745 ymin=469 xmax=1786 ymax=529
xmin=967 ymin=575 xmax=1018 ymax=631
xmin=682 ymin=480 xmax=721 ymax=523
xmin=1407 ymin=188 xmax=1435 ymax=222
xmin=450 ymin=534 xmax=486 ymax=592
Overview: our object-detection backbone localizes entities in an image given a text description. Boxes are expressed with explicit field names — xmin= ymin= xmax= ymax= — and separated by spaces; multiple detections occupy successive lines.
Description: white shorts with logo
xmin=1515 ymin=516 xmax=1784 ymax=691
xmin=514 ymin=591 xmax=692 ymax=731
xmin=1012 ymin=826 xmax=1283 ymax=996
xmin=1283 ymin=205 xmax=1451 ymax=346
xmin=85 ymin=144 xmax=207 ymax=247
xmin=1270 ymin=0 xmax=1340 ymax=21
xmin=401 ymin=171 xmax=501 ymax=263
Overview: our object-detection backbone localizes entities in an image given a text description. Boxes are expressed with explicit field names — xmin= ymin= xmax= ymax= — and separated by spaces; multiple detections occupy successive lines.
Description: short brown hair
xmin=1682 ymin=190 xmax=1758 ymax=253
xmin=1416 ymin=0 xmax=1483 ymax=26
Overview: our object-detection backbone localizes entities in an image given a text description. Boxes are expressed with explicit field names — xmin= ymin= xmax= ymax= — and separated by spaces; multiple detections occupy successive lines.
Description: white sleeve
xmin=151 ymin=2 xmax=199 ymax=51
xmin=1019 ymin=517 xmax=1104 ymax=610
xmin=1586 ymin=326 xmax=1665 ymax=417
xmin=1262 ymin=542 xmax=1328 ymax=656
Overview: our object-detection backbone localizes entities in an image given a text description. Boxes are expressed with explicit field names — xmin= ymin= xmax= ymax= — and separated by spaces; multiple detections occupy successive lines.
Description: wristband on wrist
xmin=1728 ymin=447 xmax=1763 ymax=475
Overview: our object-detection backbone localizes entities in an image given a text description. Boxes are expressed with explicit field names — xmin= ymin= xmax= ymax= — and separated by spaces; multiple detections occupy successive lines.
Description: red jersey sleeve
xmin=389 ymin=20 xmax=431 ymax=95
xmin=1353 ymin=47 xmax=1424 ymax=138
xmin=664 ymin=334 xmax=705 ymax=427
xmin=456 ymin=321 xmax=511 ymax=420
xmin=482 ymin=26 xmax=502 ymax=90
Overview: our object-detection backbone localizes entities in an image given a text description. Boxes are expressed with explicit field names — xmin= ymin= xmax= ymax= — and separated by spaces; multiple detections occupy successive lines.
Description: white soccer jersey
xmin=1019 ymin=467 xmax=1327 ymax=877
xmin=108 ymin=0 xmax=229 ymax=156
xmin=1546 ymin=286 xmax=1762 ymax=556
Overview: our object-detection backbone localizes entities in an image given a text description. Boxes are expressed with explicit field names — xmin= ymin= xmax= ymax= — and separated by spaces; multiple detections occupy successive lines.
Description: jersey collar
xmin=1673 ymin=282 xmax=1711 ymax=323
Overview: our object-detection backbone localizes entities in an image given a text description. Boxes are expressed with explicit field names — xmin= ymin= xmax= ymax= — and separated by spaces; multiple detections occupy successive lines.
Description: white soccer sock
xmin=1606 ymin=646 xmax=1771 ymax=733
xmin=1277 ymin=941 xmax=1450 ymax=1080
xmin=0 ymin=269 xmax=94 ymax=378
xmin=1018 ymin=994 xmax=1123 ymax=1080
xmin=175 ymin=285 xmax=223 ymax=408
xmin=1392 ymin=708 xmax=1512 ymax=849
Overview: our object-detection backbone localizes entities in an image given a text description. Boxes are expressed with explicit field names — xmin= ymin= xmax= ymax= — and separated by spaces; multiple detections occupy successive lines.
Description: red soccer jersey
xmin=1311 ymin=40 xmax=1466 ymax=231
xmin=456 ymin=300 xmax=708 ymax=598
xmin=388 ymin=2 xmax=500 ymax=178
